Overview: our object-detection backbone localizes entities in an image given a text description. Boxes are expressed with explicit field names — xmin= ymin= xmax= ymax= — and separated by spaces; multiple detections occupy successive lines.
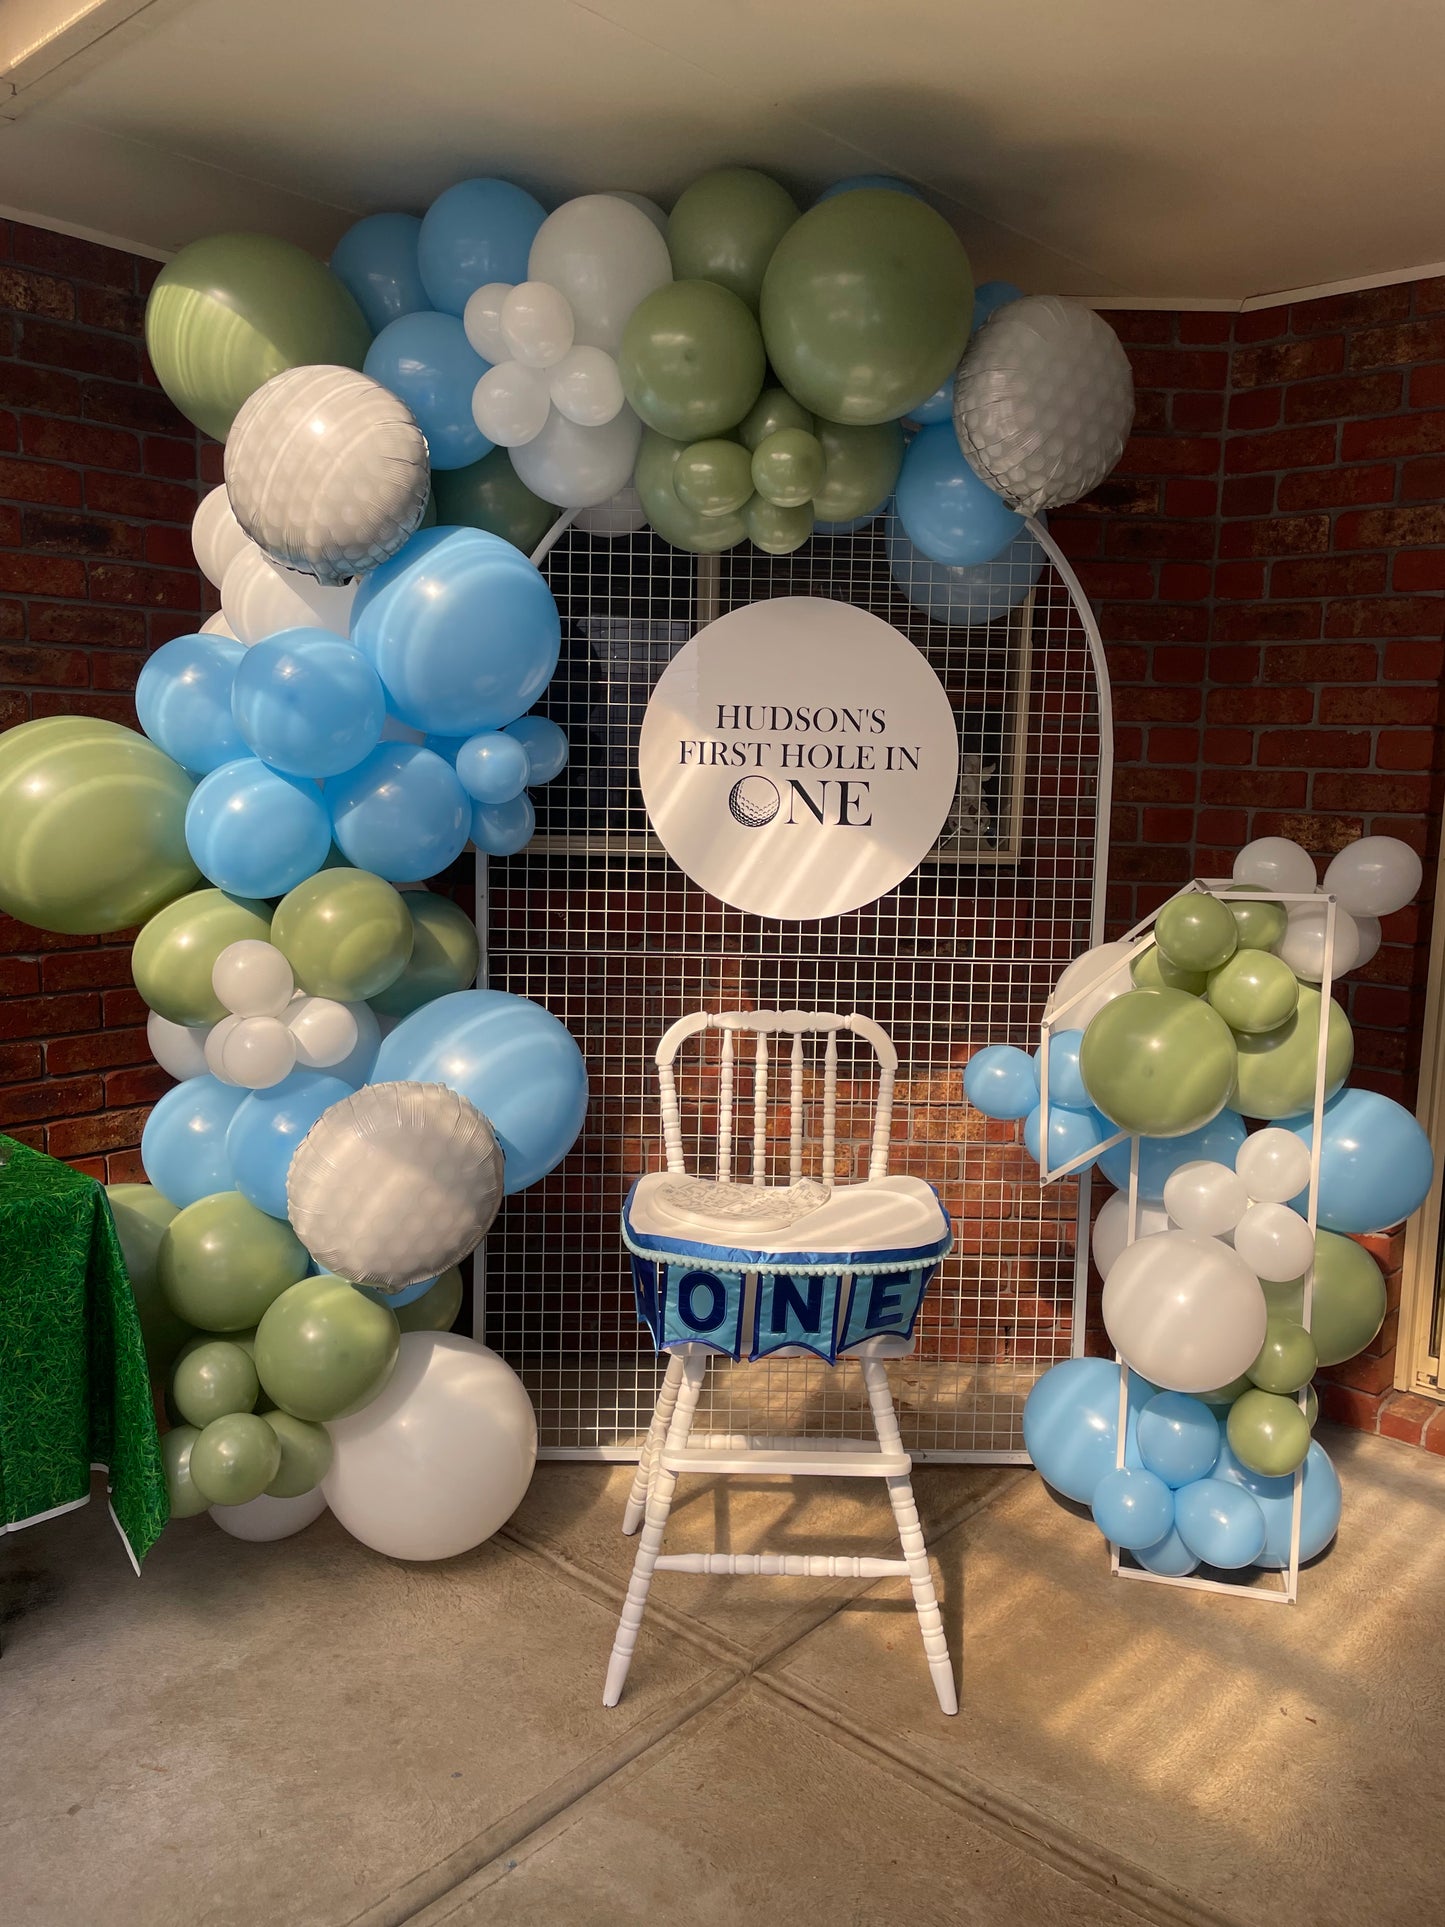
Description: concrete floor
xmin=2 ymin=1424 xmax=1442 ymax=1927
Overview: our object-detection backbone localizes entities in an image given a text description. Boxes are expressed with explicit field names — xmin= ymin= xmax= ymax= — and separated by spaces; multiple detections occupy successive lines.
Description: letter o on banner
xmin=678 ymin=1270 xmax=726 ymax=1333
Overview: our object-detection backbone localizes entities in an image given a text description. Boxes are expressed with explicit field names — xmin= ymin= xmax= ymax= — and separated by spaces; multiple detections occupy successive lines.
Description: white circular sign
xmin=638 ymin=598 xmax=960 ymax=921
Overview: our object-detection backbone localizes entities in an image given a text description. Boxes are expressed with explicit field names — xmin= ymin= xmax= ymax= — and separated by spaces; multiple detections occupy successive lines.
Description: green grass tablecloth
xmin=0 ymin=1136 xmax=167 ymax=1567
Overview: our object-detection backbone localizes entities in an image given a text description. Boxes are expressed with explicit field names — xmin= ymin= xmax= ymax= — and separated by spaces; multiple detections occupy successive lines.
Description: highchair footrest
xmin=659 ymin=1445 xmax=910 ymax=1478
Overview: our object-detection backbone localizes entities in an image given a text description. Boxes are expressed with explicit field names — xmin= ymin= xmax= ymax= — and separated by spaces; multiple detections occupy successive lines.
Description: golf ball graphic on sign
xmin=729 ymin=776 xmax=780 ymax=828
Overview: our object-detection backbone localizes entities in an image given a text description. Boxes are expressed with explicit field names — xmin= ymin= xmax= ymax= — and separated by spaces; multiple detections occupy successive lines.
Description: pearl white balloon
xmin=471 ymin=360 xmax=552 ymax=447
xmin=147 ymin=1009 xmax=210 ymax=1080
xmin=574 ymin=481 xmax=647 ymax=536
xmin=527 ymin=194 xmax=673 ymax=353
xmin=1102 ymin=1230 xmax=1268 ymax=1394
xmin=204 ymin=1014 xmax=242 ymax=1084
xmin=212 ymin=938 xmax=294 ymax=1017
xmin=500 ymin=280 xmax=575 ymax=368
xmin=548 ymin=345 xmax=625 ymax=426
xmin=1275 ymin=901 xmax=1362 ymax=981
xmin=323 ymin=1333 xmax=536 ymax=1561
xmin=1091 ymin=1191 xmax=1170 ymax=1280
xmin=288 ymin=994 xmax=360 ymax=1070
xmin=462 ymin=281 xmax=512 ymax=363
xmin=221 ymin=1014 xmax=297 ymax=1090
xmin=1235 ymin=1127 xmax=1313 ymax=1204
xmin=200 ymin=610 xmax=239 ymax=639
xmin=1233 ymin=1202 xmax=1316 ymax=1282
xmin=1322 ymin=835 xmax=1423 ymax=919
xmin=509 ymin=402 xmax=643 ymax=509
xmin=1162 ymin=1160 xmax=1249 ymax=1236
xmin=1352 ymin=915 xmax=1382 ymax=970
xmin=210 ymin=1487 xmax=327 ymax=1542
xmin=192 ymin=485 xmax=249 ymax=588
xmin=1233 ymin=836 xmax=1316 ymax=895
xmin=605 ymin=190 xmax=669 ymax=234
xmin=221 ymin=541 xmax=357 ymax=645
xmin=1046 ymin=940 xmax=1134 ymax=1029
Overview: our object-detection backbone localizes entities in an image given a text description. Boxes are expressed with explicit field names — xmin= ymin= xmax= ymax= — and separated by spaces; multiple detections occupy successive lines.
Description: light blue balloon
xmin=1035 ymin=1029 xmax=1089 ymax=1109
xmin=1284 ymin=1085 xmax=1434 ymax=1233
xmin=364 ymin=312 xmax=492 ymax=471
xmin=1134 ymin=1526 xmax=1200 ymax=1577
xmin=327 ymin=743 xmax=471 ymax=881
xmin=1021 ymin=1358 xmax=1150 ymax=1505
xmin=424 ymin=734 xmax=469 ymax=767
xmin=230 ymin=628 xmax=387 ymax=779
xmin=888 ymin=516 xmax=1046 ymax=629
xmin=417 ymin=177 xmax=548 ymax=316
xmin=1213 ymin=1438 xmax=1342 ymax=1568
xmin=895 ymin=423 xmax=1024 ymax=567
xmin=1096 ymin=1109 xmax=1247 ymax=1199
xmin=1137 ymin=1391 xmax=1220 ymax=1489
xmin=1023 ymin=1101 xmax=1108 ymax=1172
xmin=135 ymin=632 xmax=246 ymax=774
xmin=963 ymin=1043 xmax=1037 ymax=1120
xmin=1173 ymin=1476 xmax=1267 ymax=1570
xmin=351 ymin=527 xmax=561 ymax=736
xmin=1092 ymin=1466 xmax=1173 ymax=1550
xmin=908 ymin=283 xmax=1024 ymax=425
xmin=141 ymin=1075 xmax=246 ymax=1209
xmin=815 ymin=175 xmax=926 ymax=203
xmin=226 ymin=1070 xmax=353 ymax=1220
xmin=456 ymin=729 xmax=531 ymax=805
xmin=471 ymin=793 xmax=535 ymax=856
xmin=504 ymin=714 xmax=568 ymax=784
xmin=184 ymin=757 xmax=331 ymax=898
xmin=329 ymin=212 xmax=429 ymax=334
xmin=371 ymin=987 xmax=588 ymax=1194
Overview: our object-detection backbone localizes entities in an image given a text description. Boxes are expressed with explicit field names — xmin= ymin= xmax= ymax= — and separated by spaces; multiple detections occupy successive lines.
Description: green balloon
xmin=145 ymin=232 xmax=371 ymax=442
xmin=1231 ymin=985 xmax=1353 ymax=1120
xmin=666 ymin=168 xmax=800 ymax=311
xmin=158 ymin=1192 xmax=308 ymax=1333
xmin=1304 ymin=1382 xmax=1319 ymax=1428
xmin=620 ymin=280 xmax=766 ymax=441
xmin=673 ymin=439 xmax=755 ymax=517
xmin=171 ymin=1338 xmax=259 ymax=1428
xmin=264 ymin=1410 xmax=334 ymax=1498
xmin=738 ymin=386 xmax=814 ymax=451
xmin=811 ymin=421 xmax=905 ymax=524
xmin=744 ymin=495 xmax=814 ymax=555
xmin=636 ymin=429 xmax=747 ymax=553
xmin=131 ymin=887 xmax=272 ymax=1026
xmin=1264 ymin=1229 xmax=1386 ymax=1367
xmin=0 ymin=718 xmax=198 ymax=937
xmin=161 ymin=1424 xmax=209 ymax=1519
xmin=392 ymin=1265 xmax=464 ymax=1334
xmin=760 ymin=191 xmax=972 ymax=424
xmin=431 ymin=449 xmax=557 ymax=555
xmin=1228 ymin=886 xmax=1288 ymax=951
xmin=106 ymin=1183 xmax=195 ymax=1375
xmin=1155 ymin=893 xmax=1238 ymax=973
xmin=1226 ymin=1388 xmax=1311 ymax=1477
xmin=1079 ymin=987 xmax=1238 ymax=1137
xmin=254 ymin=1274 xmax=400 ymax=1422
xmin=188 ymin=1412 xmax=282 ymax=1507
xmin=1131 ymin=947 xmax=1207 ymax=995
xmin=1207 ymin=950 xmax=1300 ymax=1035
xmin=751 ymin=429 xmax=825 ymax=508
xmin=367 ymin=892 xmax=479 ymax=1018
xmin=270 ymin=868 xmax=414 ymax=1001
xmin=1247 ymin=1316 xmax=1318 ymax=1394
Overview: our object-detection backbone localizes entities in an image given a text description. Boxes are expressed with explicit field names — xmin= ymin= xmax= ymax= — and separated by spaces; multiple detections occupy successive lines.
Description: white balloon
xmin=287 ymin=994 xmax=359 ymax=1069
xmin=1102 ymin=1230 xmax=1268 ymax=1394
xmin=574 ymin=481 xmax=647 ymax=536
xmin=1233 ymin=1202 xmax=1315 ymax=1282
xmin=221 ymin=541 xmax=357 ymax=645
xmin=210 ymin=1487 xmax=327 ymax=1542
xmin=224 ymin=365 xmax=428 ymax=584
xmin=1275 ymin=900 xmax=1362 ymax=981
xmin=500 ymin=280 xmax=575 ymax=368
xmin=527 ymin=194 xmax=673 ymax=353
xmin=605 ymin=190 xmax=669 ymax=234
xmin=1046 ymin=940 xmax=1134 ymax=1030
xmin=323 ymin=1333 xmax=536 ymax=1561
xmin=146 ymin=1009 xmax=210 ymax=1080
xmin=471 ymin=361 xmax=552 ymax=447
xmin=1162 ymin=1160 xmax=1249 ymax=1236
xmin=1351 ymin=915 xmax=1382 ymax=970
xmin=204 ymin=1014 xmax=242 ymax=1084
xmin=212 ymin=938 xmax=294 ymax=1017
xmin=510 ymin=402 xmax=643 ymax=510
xmin=548 ymin=345 xmax=625 ymax=426
xmin=221 ymin=1014 xmax=297 ymax=1090
xmin=1235 ymin=1127 xmax=1313 ymax=1204
xmin=192 ymin=485 xmax=249 ymax=588
xmin=1232 ymin=836 xmax=1316 ymax=895
xmin=1322 ymin=835 xmax=1423 ymax=919
xmin=199 ymin=610 xmax=239 ymax=639
xmin=462 ymin=281 xmax=512 ymax=363
xmin=1090 ymin=1191 xmax=1170 ymax=1280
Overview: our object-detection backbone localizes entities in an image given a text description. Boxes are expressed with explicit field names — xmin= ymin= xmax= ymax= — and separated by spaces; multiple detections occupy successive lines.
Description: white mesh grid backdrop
xmin=480 ymin=506 xmax=1110 ymax=1460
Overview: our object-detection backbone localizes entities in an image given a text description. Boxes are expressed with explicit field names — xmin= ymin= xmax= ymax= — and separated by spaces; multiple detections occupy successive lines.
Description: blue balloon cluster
xmin=964 ymin=1032 xmax=1111 ymax=1175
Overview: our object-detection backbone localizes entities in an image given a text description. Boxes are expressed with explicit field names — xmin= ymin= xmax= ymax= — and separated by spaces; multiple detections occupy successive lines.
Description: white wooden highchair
xmin=604 ymin=1009 xmax=957 ymax=1715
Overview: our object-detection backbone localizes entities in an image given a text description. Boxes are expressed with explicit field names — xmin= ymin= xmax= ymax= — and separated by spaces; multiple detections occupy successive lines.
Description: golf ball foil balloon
xmin=286 ymin=1080 xmax=505 ymax=1289
xmin=953 ymin=296 xmax=1134 ymax=514
xmin=224 ymin=366 xmax=430 ymax=584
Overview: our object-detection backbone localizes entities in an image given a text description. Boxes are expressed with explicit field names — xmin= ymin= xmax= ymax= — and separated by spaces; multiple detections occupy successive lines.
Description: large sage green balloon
xmin=188 ymin=1412 xmax=282 ymax=1507
xmin=264 ymin=1410 xmax=334 ymax=1498
xmin=171 ymin=1338 xmax=260 ymax=1428
xmin=270 ymin=868 xmax=413 ymax=1001
xmin=1226 ymin=1387 xmax=1310 ymax=1477
xmin=106 ymin=1183 xmax=195 ymax=1375
xmin=751 ymin=429 xmax=825 ymax=508
xmin=673 ymin=439 xmax=755 ymax=518
xmin=367 ymin=892 xmax=479 ymax=1018
xmin=0 ymin=718 xmax=198 ymax=936
xmin=619 ymin=280 xmax=766 ymax=441
xmin=131 ymin=887 xmax=272 ymax=1026
xmin=760 ymin=191 xmax=972 ymax=424
xmin=145 ymin=232 xmax=371 ymax=442
xmin=667 ymin=168 xmax=799 ymax=311
xmin=431 ymin=450 xmax=557 ymax=555
xmin=1080 ymin=987 xmax=1238 ymax=1138
xmin=738 ymin=386 xmax=814 ymax=451
xmin=810 ymin=420 xmax=905 ymax=524
xmin=1228 ymin=886 xmax=1288 ymax=951
xmin=158 ymin=1192 xmax=308 ymax=1332
xmin=1207 ymin=950 xmax=1300 ymax=1035
xmin=254 ymin=1274 xmax=400 ymax=1422
xmin=744 ymin=495 xmax=814 ymax=555
xmin=1247 ymin=1316 xmax=1317 ymax=1394
xmin=1264 ymin=1229 xmax=1386 ymax=1367
xmin=161 ymin=1424 xmax=209 ymax=1519
xmin=1131 ymin=947 xmax=1207 ymax=996
xmin=392 ymin=1264 xmax=464 ymax=1334
xmin=1155 ymin=893 xmax=1238 ymax=973
xmin=1231 ymin=984 xmax=1352 ymax=1120
xmin=636 ymin=429 xmax=747 ymax=553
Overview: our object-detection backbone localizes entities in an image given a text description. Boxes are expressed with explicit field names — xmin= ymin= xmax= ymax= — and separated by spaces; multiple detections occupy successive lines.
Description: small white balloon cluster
xmin=203 ymin=939 xmax=373 ymax=1091
xmin=466 ymin=280 xmax=625 ymax=446
xmin=1232 ymin=832 xmax=1423 ymax=981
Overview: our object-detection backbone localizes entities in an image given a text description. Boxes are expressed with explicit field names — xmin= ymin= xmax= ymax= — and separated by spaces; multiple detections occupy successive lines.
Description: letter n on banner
xmin=837 ymin=1266 xmax=936 ymax=1352
xmin=660 ymin=1268 xmax=747 ymax=1356
xmin=750 ymin=1272 xmax=842 ymax=1362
